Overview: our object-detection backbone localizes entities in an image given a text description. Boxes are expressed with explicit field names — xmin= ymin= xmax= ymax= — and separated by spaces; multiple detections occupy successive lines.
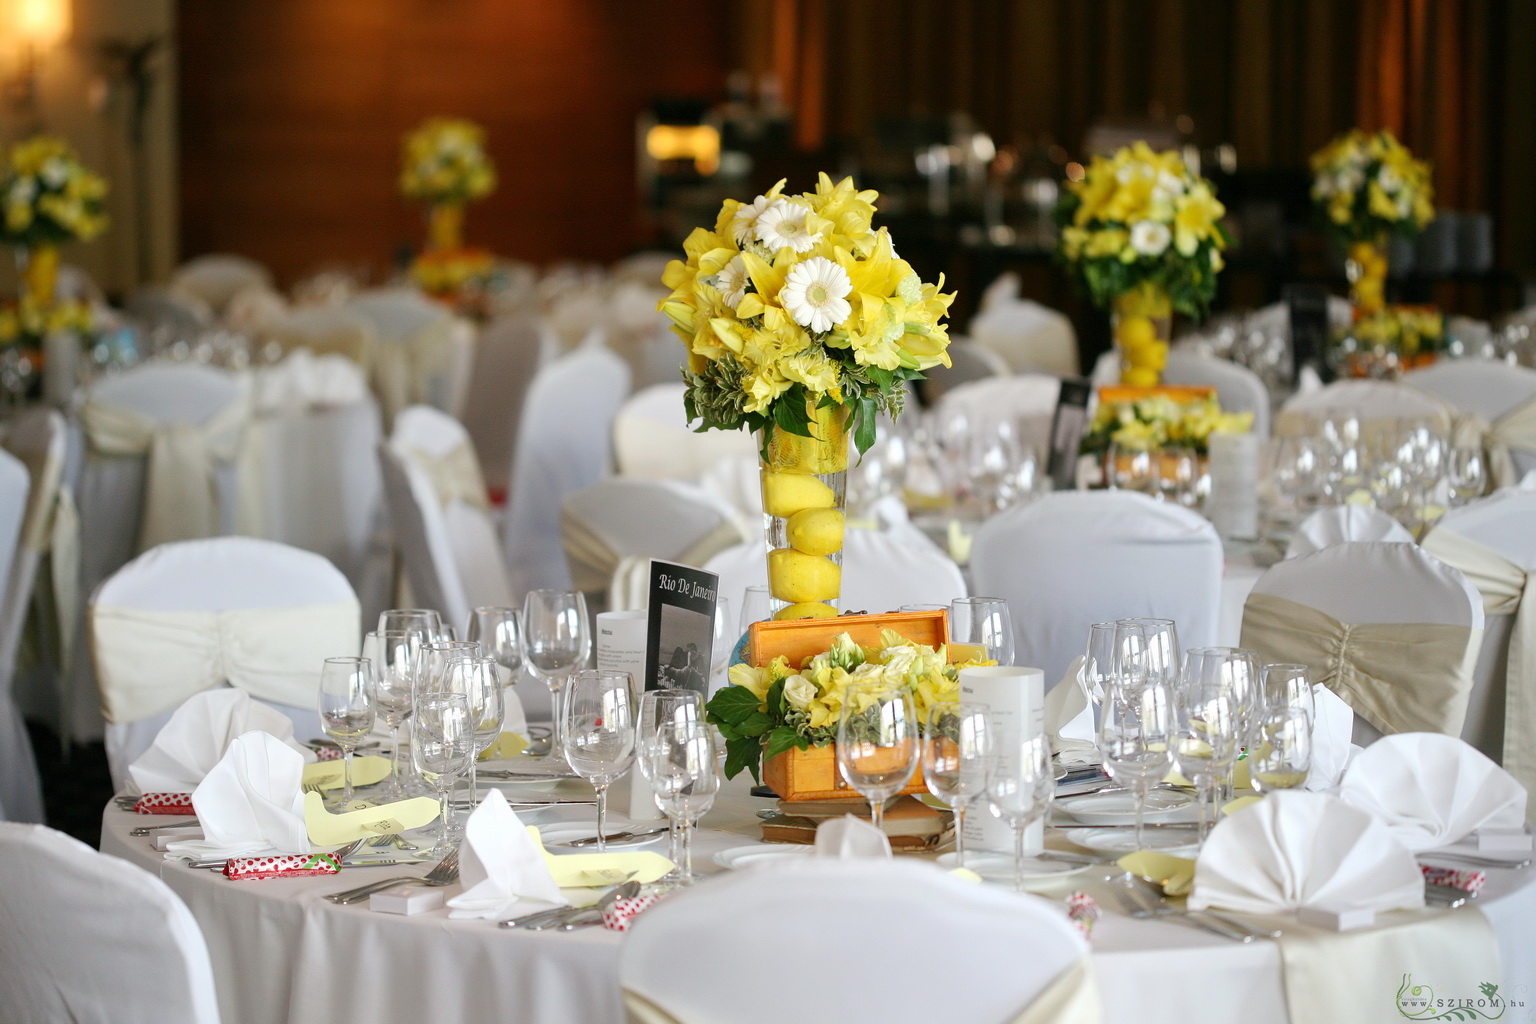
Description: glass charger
xmin=1063 ymin=825 xmax=1200 ymax=857
xmin=1056 ymin=788 xmax=1197 ymax=826
xmin=937 ymin=851 xmax=1093 ymax=883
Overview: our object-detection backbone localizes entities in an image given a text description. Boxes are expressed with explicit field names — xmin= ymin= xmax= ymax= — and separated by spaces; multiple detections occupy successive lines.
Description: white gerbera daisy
xmin=755 ymin=201 xmax=818 ymax=253
xmin=732 ymin=195 xmax=778 ymax=246
xmin=1130 ymin=219 xmax=1172 ymax=257
xmin=780 ymin=256 xmax=852 ymax=334
xmin=1377 ymin=166 xmax=1402 ymax=193
xmin=715 ymin=255 xmax=748 ymax=308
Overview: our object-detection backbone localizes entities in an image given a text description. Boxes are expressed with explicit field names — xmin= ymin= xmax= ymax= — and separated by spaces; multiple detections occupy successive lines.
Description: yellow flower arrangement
xmin=0 ymin=295 xmax=95 ymax=349
xmin=1310 ymin=129 xmax=1433 ymax=244
xmin=707 ymin=628 xmax=991 ymax=782
xmin=1082 ymin=393 xmax=1252 ymax=457
xmin=1055 ymin=142 xmax=1229 ymax=318
xmin=399 ymin=118 xmax=496 ymax=206
xmin=0 ymin=135 xmax=108 ymax=248
xmin=659 ymin=174 xmax=954 ymax=455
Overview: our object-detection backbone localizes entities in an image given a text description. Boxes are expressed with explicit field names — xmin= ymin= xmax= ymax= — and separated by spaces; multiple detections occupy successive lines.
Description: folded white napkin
xmin=165 ymin=731 xmax=311 ymax=859
xmin=446 ymin=790 xmax=568 ymax=920
xmin=129 ymin=688 xmax=314 ymax=795
xmin=1338 ymin=732 xmax=1527 ymax=852
xmin=1285 ymin=505 xmax=1414 ymax=559
xmin=253 ymin=349 xmax=369 ymax=414
xmin=1304 ymin=683 xmax=1358 ymax=793
xmin=1045 ymin=656 xmax=1097 ymax=766
xmin=1189 ymin=790 xmax=1424 ymax=915
xmin=814 ymin=815 xmax=891 ymax=859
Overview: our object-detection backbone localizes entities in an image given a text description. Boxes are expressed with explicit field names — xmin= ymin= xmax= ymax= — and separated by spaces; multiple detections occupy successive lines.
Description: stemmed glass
xmin=1262 ymin=663 xmax=1314 ymax=724
xmin=985 ymin=725 xmax=1056 ymax=892
xmin=379 ymin=608 xmax=444 ymax=643
xmin=441 ymin=655 xmax=505 ymax=809
xmin=318 ymin=657 xmax=375 ymax=809
xmin=739 ymin=586 xmax=772 ymax=633
xmin=466 ymin=606 xmax=525 ymax=681
xmin=921 ymin=700 xmax=990 ymax=870
xmin=708 ymin=597 xmax=734 ymax=695
xmin=637 ymin=689 xmax=704 ymax=883
xmin=1250 ymin=706 xmax=1313 ymax=794
xmin=1446 ymin=446 xmax=1486 ymax=508
xmin=1080 ymin=621 xmax=1118 ymax=710
xmin=362 ymin=630 xmax=419 ymax=800
xmin=950 ymin=597 xmax=1015 ymax=665
xmin=835 ymin=681 xmax=918 ymax=831
xmin=412 ymin=691 xmax=474 ymax=855
xmin=1100 ymin=679 xmax=1174 ymax=852
xmin=524 ymin=590 xmax=591 ymax=761
xmin=1120 ymin=618 xmax=1179 ymax=694
xmin=1172 ymin=667 xmax=1242 ymax=845
xmin=420 ymin=640 xmax=481 ymax=692
xmin=562 ymin=670 xmax=636 ymax=852
xmin=643 ymin=718 xmax=718 ymax=884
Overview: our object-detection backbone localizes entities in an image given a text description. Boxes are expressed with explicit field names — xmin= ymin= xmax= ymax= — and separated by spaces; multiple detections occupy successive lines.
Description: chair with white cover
xmin=91 ymin=537 xmax=360 ymax=791
xmin=0 ymin=822 xmax=222 ymax=1024
xmin=969 ymin=273 xmax=1080 ymax=377
xmin=563 ymin=478 xmax=749 ymax=613
xmin=619 ymin=858 xmax=1100 ymax=1024
xmin=971 ymin=491 xmax=1224 ymax=685
xmin=1162 ymin=351 xmax=1271 ymax=437
xmin=502 ymin=343 xmax=631 ymax=595
xmin=262 ymin=305 xmax=375 ymax=368
xmin=612 ymin=383 xmax=758 ymax=482
xmin=1240 ymin=542 xmax=1484 ymax=748
xmin=932 ymin=373 xmax=1063 ymax=466
xmin=349 ymin=286 xmax=475 ymax=420
xmin=918 ymin=338 xmax=1010 ymax=404
xmin=171 ymin=254 xmax=273 ymax=316
xmin=1421 ymin=488 xmax=1536 ymax=812
xmin=1405 ymin=359 xmax=1536 ymax=489
xmin=0 ymin=449 xmax=37 ymax=822
xmin=1275 ymin=379 xmax=1450 ymax=440
xmin=222 ymin=284 xmax=290 ymax=337
xmin=459 ymin=314 xmax=551 ymax=497
xmin=1285 ymin=504 xmax=1415 ymax=559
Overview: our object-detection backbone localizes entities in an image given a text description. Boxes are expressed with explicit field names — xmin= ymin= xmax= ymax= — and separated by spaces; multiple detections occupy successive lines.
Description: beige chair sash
xmin=1448 ymin=396 xmax=1536 ymax=491
xmin=80 ymin=391 xmax=252 ymax=552
xmin=623 ymin=957 xmax=1101 ymax=1024
xmin=405 ymin=442 xmax=489 ymax=511
xmin=1420 ymin=528 xmax=1536 ymax=805
xmin=561 ymin=512 xmax=747 ymax=597
xmin=1240 ymin=592 xmax=1480 ymax=737
xmin=374 ymin=318 xmax=458 ymax=423
xmin=91 ymin=599 xmax=359 ymax=722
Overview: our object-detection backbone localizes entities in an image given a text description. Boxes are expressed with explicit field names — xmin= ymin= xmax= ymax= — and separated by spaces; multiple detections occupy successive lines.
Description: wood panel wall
xmin=177 ymin=0 xmax=730 ymax=284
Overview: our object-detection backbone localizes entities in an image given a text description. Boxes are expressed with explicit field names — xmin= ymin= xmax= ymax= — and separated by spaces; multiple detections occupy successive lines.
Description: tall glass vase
xmin=18 ymin=244 xmax=59 ymax=308
xmin=1346 ymin=237 xmax=1388 ymax=316
xmin=1112 ymin=282 xmax=1172 ymax=387
xmin=759 ymin=400 xmax=849 ymax=621
xmin=427 ymin=203 xmax=464 ymax=252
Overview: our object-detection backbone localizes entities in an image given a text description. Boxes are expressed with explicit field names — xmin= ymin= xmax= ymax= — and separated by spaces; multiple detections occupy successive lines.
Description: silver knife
xmin=562 ymin=828 xmax=668 ymax=848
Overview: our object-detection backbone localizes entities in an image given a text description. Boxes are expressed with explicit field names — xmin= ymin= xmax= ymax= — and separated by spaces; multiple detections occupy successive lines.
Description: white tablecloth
xmin=100 ymin=772 xmax=1536 ymax=1024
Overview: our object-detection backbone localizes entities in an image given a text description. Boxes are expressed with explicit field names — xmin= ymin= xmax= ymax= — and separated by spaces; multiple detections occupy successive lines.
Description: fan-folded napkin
xmin=814 ymin=815 xmax=891 ymax=859
xmin=1305 ymin=683 xmax=1358 ymax=793
xmin=1045 ymin=657 xmax=1097 ymax=766
xmin=1338 ymin=732 xmax=1527 ymax=851
xmin=164 ymin=731 xmax=311 ymax=859
xmin=446 ymin=790 xmax=567 ymax=920
xmin=129 ymin=688 xmax=314 ymax=794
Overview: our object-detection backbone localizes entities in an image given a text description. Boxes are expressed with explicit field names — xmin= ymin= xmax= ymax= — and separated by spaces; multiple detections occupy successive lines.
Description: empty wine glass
xmin=412 ymin=691 xmax=473 ymax=854
xmin=1100 ymin=678 xmax=1174 ymax=851
xmin=1446 ymin=446 xmax=1486 ymax=507
xmin=1172 ymin=669 xmax=1241 ymax=845
xmin=1250 ymin=706 xmax=1313 ymax=794
xmin=709 ymin=597 xmax=733 ymax=695
xmin=524 ymin=590 xmax=591 ymax=762
xmin=318 ymin=657 xmax=375 ymax=809
xmin=950 ymin=596 xmax=1015 ymax=665
xmin=562 ymin=670 xmax=636 ymax=852
xmin=1120 ymin=618 xmax=1180 ymax=693
xmin=739 ymin=586 xmax=772 ymax=633
xmin=921 ymin=700 xmax=990 ymax=870
xmin=643 ymin=717 xmax=718 ymax=884
xmin=1080 ymin=621 xmax=1119 ymax=709
xmin=441 ymin=656 xmax=505 ymax=809
xmin=836 ymin=681 xmax=918 ymax=831
xmin=985 ymin=725 xmax=1055 ymax=892
xmin=419 ymin=640 xmax=481 ymax=695
xmin=466 ymin=606 xmax=524 ymax=680
xmin=637 ymin=689 xmax=704 ymax=883
xmin=362 ymin=630 xmax=419 ymax=800
xmin=1107 ymin=442 xmax=1155 ymax=493
xmin=379 ymin=608 xmax=444 ymax=642
xmin=1262 ymin=663 xmax=1314 ymax=724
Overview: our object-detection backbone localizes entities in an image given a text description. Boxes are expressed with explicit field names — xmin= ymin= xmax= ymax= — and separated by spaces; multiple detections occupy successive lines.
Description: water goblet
xmin=441 ymin=655 xmax=505 ymax=809
xmin=1171 ymin=670 xmax=1241 ymax=845
xmin=411 ymin=691 xmax=473 ymax=855
xmin=1261 ymin=663 xmax=1314 ymax=724
xmin=562 ymin=670 xmax=636 ymax=852
xmin=524 ymin=590 xmax=591 ymax=761
xmin=362 ymin=630 xmax=419 ymax=800
xmin=950 ymin=596 xmax=1015 ymax=665
xmin=378 ymin=608 xmax=444 ymax=642
xmin=1249 ymin=706 xmax=1313 ymax=794
xmin=644 ymin=718 xmax=718 ymax=884
xmin=739 ymin=586 xmax=773 ymax=633
xmin=836 ymin=681 xmax=918 ymax=831
xmin=466 ymin=606 xmax=524 ymax=679
xmin=318 ymin=657 xmax=374 ymax=809
xmin=984 ymin=725 xmax=1055 ymax=892
xmin=1099 ymin=678 xmax=1174 ymax=852
xmin=921 ymin=700 xmax=990 ymax=870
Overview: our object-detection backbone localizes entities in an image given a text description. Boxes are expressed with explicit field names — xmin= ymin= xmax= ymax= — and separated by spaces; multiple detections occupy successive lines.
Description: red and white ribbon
xmin=1066 ymin=891 xmax=1100 ymax=941
xmin=133 ymin=793 xmax=196 ymax=815
xmin=1421 ymin=864 xmax=1486 ymax=894
xmin=223 ymin=852 xmax=342 ymax=881
xmin=602 ymin=893 xmax=660 ymax=932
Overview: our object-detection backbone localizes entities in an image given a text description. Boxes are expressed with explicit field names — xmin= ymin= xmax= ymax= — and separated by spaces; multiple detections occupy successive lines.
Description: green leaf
xmin=854 ymin=397 xmax=878 ymax=454
xmin=763 ymin=725 xmax=808 ymax=761
xmin=706 ymin=686 xmax=771 ymax=738
xmin=765 ymin=677 xmax=787 ymax=720
xmin=722 ymin=735 xmax=762 ymax=783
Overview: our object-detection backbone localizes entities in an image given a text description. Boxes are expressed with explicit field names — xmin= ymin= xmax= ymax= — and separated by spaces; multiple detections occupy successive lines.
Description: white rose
xmin=1130 ymin=219 xmax=1172 ymax=257
xmin=783 ymin=674 xmax=817 ymax=711
xmin=40 ymin=158 xmax=68 ymax=188
xmin=881 ymin=646 xmax=919 ymax=678
xmin=849 ymin=662 xmax=886 ymax=684
xmin=1377 ymin=167 xmax=1402 ymax=193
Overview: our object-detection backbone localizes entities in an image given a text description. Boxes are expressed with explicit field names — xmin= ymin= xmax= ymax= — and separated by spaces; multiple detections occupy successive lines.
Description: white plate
xmin=538 ymin=824 xmax=667 ymax=850
xmin=485 ymin=777 xmax=561 ymax=795
xmin=1057 ymin=789 xmax=1196 ymax=825
xmin=1063 ymin=826 xmax=1200 ymax=857
xmin=937 ymin=851 xmax=1092 ymax=883
xmin=712 ymin=844 xmax=815 ymax=870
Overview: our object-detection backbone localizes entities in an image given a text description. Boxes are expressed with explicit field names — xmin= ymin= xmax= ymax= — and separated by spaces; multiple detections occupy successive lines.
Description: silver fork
xmin=301 ymin=779 xmax=327 ymax=796
xmin=323 ymin=848 xmax=461 ymax=905
xmin=1111 ymin=874 xmax=1256 ymax=942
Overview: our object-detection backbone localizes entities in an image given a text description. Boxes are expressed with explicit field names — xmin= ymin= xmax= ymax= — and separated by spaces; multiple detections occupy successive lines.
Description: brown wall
xmin=178 ymin=0 xmax=731 ymax=284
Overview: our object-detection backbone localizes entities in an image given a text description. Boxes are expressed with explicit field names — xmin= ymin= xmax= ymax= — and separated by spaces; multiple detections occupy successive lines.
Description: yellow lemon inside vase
xmin=786 ymin=507 xmax=845 ymax=556
xmin=773 ymin=601 xmax=839 ymax=621
xmin=762 ymin=472 xmax=837 ymax=519
xmin=767 ymin=548 xmax=841 ymax=604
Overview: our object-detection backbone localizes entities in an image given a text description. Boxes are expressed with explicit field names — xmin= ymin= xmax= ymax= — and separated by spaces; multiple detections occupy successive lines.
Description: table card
xmin=644 ymin=561 xmax=720 ymax=696
xmin=1047 ymin=378 xmax=1093 ymax=492
xmin=302 ymin=791 xmax=440 ymax=846
xmin=958 ymin=665 xmax=1045 ymax=855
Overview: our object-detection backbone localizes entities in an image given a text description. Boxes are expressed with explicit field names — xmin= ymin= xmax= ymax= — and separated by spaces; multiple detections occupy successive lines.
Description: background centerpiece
xmin=1055 ymin=142 xmax=1228 ymax=387
xmin=400 ymin=117 xmax=497 ymax=304
xmin=660 ymin=174 xmax=954 ymax=619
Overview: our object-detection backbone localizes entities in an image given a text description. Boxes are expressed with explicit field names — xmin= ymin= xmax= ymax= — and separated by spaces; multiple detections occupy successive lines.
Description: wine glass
xmin=921 ymin=700 xmax=990 ymax=870
xmin=835 ymin=681 xmax=918 ymax=831
xmin=637 ymin=689 xmax=705 ymax=883
xmin=1446 ymin=446 xmax=1486 ymax=507
xmin=1171 ymin=668 xmax=1242 ymax=845
xmin=362 ymin=630 xmax=419 ymax=800
xmin=984 ymin=724 xmax=1055 ymax=892
xmin=318 ymin=657 xmax=375 ymax=809
xmin=1106 ymin=442 xmax=1155 ymax=493
xmin=1100 ymin=678 xmax=1174 ymax=852
xmin=1120 ymin=618 xmax=1180 ymax=694
xmin=709 ymin=597 xmax=733 ymax=695
xmin=950 ymin=597 xmax=1015 ymax=665
xmin=643 ymin=718 xmax=718 ymax=884
xmin=440 ymin=655 xmax=505 ymax=809
xmin=524 ymin=590 xmax=591 ymax=761
xmin=739 ymin=585 xmax=772 ymax=633
xmin=1250 ymin=706 xmax=1313 ymax=794
xmin=379 ymin=608 xmax=444 ymax=642
xmin=419 ymin=640 xmax=481 ymax=694
xmin=411 ymin=691 xmax=473 ymax=854
xmin=466 ymin=606 xmax=524 ymax=680
xmin=562 ymin=670 xmax=636 ymax=852
xmin=1080 ymin=621 xmax=1119 ymax=710
xmin=1262 ymin=663 xmax=1314 ymax=724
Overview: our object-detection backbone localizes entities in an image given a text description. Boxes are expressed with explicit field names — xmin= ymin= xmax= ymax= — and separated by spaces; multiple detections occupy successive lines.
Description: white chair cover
xmin=1405 ymin=359 xmax=1536 ymax=488
xmin=1162 ymin=351 xmax=1271 ymax=437
xmin=222 ymin=284 xmax=289 ymax=337
xmin=0 ymin=449 xmax=39 ymax=822
xmin=350 ymin=287 xmax=475 ymax=420
xmin=381 ymin=406 xmax=514 ymax=634
xmin=612 ymin=384 xmax=758 ymax=482
xmin=92 ymin=537 xmax=360 ymax=790
xmin=698 ymin=454 xmax=763 ymax=520
xmin=918 ymin=338 xmax=1010 ymax=403
xmin=263 ymin=306 xmax=375 ymax=367
xmin=618 ymin=858 xmax=1100 ymax=1024
xmin=459 ymin=315 xmax=550 ymax=496
xmin=1276 ymin=379 xmax=1451 ymax=438
xmin=502 ymin=343 xmax=631 ymax=595
xmin=932 ymin=374 xmax=1062 ymax=465
xmin=970 ymin=491 xmax=1224 ymax=685
xmin=1285 ymin=504 xmax=1415 ymax=559
xmin=0 ymin=822 xmax=222 ymax=1024
xmin=171 ymin=254 xmax=272 ymax=315
xmin=969 ymin=275 xmax=1080 ymax=376
xmin=1240 ymin=542 xmax=1483 ymax=744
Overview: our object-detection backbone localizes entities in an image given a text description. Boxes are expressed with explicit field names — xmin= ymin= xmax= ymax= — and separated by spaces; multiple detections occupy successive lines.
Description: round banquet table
xmin=101 ymin=774 xmax=1536 ymax=1024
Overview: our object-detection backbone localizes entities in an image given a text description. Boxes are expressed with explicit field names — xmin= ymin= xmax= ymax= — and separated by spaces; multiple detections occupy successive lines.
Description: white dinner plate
xmin=484 ymin=777 xmax=561 ymax=795
xmin=537 ymin=824 xmax=668 ymax=850
xmin=1063 ymin=826 xmax=1200 ymax=857
xmin=1056 ymin=788 xmax=1196 ymax=825
xmin=712 ymin=844 xmax=815 ymax=870
xmin=937 ymin=851 xmax=1092 ymax=884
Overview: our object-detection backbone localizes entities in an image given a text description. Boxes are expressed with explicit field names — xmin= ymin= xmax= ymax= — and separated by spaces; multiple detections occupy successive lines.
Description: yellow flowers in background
xmin=1082 ymin=393 xmax=1253 ymax=457
xmin=659 ymin=174 xmax=954 ymax=456
xmin=399 ymin=118 xmax=497 ymax=206
xmin=0 ymin=295 xmax=93 ymax=347
xmin=1310 ymin=129 xmax=1434 ymax=244
xmin=0 ymin=135 xmax=108 ymax=248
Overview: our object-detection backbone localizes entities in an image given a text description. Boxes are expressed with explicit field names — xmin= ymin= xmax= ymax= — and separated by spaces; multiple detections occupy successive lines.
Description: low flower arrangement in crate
xmin=1081 ymin=386 xmax=1252 ymax=458
xmin=704 ymin=610 xmax=992 ymax=800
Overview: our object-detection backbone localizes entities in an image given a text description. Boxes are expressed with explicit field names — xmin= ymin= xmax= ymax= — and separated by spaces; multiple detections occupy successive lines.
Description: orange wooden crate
xmin=752 ymin=610 xmax=951 ymax=802
xmin=1097 ymin=384 xmax=1215 ymax=405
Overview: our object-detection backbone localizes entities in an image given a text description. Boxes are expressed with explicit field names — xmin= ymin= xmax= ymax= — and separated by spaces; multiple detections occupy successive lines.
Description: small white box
xmin=1476 ymin=829 xmax=1533 ymax=853
xmin=369 ymin=888 xmax=445 ymax=915
xmin=152 ymin=829 xmax=203 ymax=851
xmin=1297 ymin=903 xmax=1375 ymax=932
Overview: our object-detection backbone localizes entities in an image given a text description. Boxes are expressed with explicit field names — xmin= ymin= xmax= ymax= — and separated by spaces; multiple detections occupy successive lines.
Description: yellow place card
xmin=303 ymin=791 xmax=440 ymax=847
xmin=478 ymin=732 xmax=529 ymax=761
xmin=302 ymin=756 xmax=391 ymax=792
xmin=948 ymin=867 xmax=983 ymax=884
xmin=1118 ymin=850 xmax=1197 ymax=897
xmin=1163 ymin=759 xmax=1251 ymax=790
xmin=527 ymin=828 xmax=673 ymax=888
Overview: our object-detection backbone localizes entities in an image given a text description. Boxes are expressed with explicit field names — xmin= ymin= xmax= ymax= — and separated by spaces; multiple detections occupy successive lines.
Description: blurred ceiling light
xmin=645 ymin=124 xmax=720 ymax=176
xmin=16 ymin=0 xmax=71 ymax=48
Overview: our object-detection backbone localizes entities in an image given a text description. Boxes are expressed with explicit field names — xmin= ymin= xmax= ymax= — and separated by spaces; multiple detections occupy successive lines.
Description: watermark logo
xmin=1397 ymin=975 xmax=1527 ymax=1021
